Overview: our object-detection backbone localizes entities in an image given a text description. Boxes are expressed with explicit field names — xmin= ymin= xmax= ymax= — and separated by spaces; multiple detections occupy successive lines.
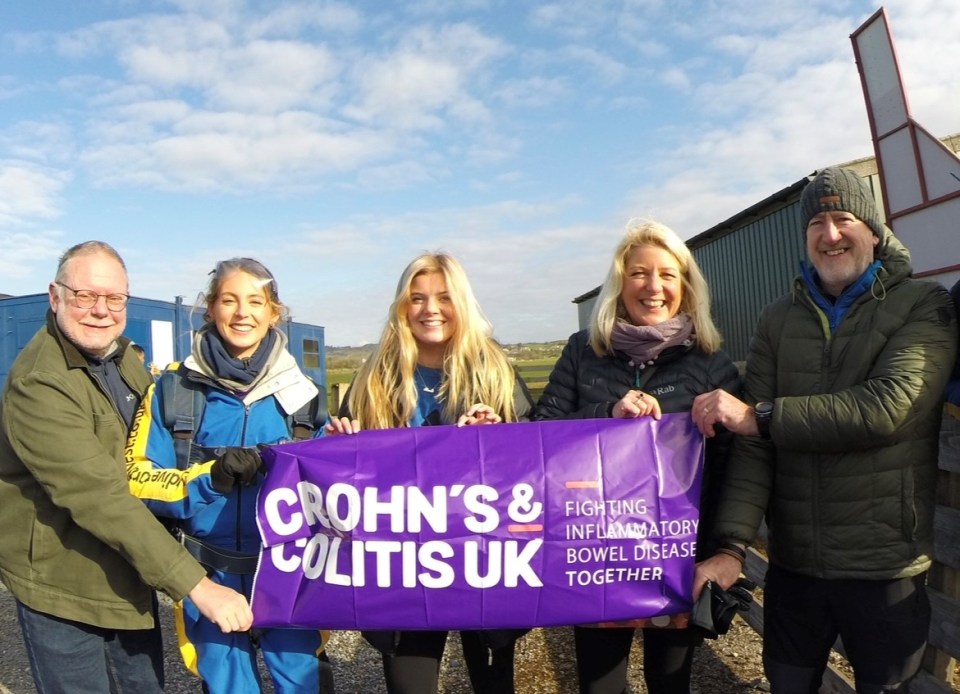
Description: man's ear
xmin=48 ymin=282 xmax=60 ymax=312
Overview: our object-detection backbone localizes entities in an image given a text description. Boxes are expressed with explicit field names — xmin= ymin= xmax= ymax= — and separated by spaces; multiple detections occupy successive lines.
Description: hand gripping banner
xmin=252 ymin=414 xmax=704 ymax=630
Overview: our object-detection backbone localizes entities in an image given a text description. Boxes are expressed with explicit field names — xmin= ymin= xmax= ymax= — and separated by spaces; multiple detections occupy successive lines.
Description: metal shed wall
xmin=692 ymin=203 xmax=807 ymax=362
xmin=691 ymin=170 xmax=883 ymax=362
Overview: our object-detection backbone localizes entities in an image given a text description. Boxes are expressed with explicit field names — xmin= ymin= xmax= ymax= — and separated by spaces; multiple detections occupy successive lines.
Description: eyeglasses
xmin=57 ymin=283 xmax=129 ymax=311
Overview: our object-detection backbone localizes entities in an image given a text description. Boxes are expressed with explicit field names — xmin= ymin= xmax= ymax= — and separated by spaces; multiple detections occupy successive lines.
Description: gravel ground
xmin=0 ymin=583 xmax=770 ymax=693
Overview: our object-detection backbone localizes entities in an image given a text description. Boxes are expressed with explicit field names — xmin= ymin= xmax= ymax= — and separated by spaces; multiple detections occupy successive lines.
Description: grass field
xmin=327 ymin=367 xmax=356 ymax=387
xmin=514 ymin=358 xmax=556 ymax=396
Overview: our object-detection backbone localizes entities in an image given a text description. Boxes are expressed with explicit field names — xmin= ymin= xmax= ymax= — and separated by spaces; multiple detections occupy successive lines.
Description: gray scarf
xmin=609 ymin=314 xmax=695 ymax=369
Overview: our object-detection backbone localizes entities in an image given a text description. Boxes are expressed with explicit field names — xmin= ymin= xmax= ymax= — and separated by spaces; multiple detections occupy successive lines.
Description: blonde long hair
xmin=589 ymin=219 xmax=722 ymax=356
xmin=348 ymin=253 xmax=518 ymax=429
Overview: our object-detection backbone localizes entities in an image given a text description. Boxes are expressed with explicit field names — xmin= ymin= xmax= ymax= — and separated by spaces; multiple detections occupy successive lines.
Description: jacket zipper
xmin=810 ymin=297 xmax=832 ymax=574
xmin=236 ymin=403 xmax=252 ymax=551
xmin=238 ymin=402 xmax=252 ymax=593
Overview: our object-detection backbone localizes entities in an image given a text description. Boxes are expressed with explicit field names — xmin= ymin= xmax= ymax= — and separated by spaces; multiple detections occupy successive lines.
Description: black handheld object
xmin=691 ymin=577 xmax=757 ymax=638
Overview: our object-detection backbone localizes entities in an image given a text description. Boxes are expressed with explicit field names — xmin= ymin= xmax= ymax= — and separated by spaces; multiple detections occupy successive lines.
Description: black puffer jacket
xmin=533 ymin=329 xmax=741 ymax=556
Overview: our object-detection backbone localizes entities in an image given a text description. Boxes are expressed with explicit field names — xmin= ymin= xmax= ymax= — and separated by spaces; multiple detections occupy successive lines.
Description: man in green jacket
xmin=0 ymin=241 xmax=254 ymax=693
xmin=689 ymin=168 xmax=957 ymax=693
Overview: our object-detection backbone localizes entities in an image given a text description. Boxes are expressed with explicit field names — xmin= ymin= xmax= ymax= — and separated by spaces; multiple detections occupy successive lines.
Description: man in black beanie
xmin=689 ymin=167 xmax=957 ymax=693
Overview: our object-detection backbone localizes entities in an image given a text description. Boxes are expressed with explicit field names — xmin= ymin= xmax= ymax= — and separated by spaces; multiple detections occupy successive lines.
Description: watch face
xmin=755 ymin=401 xmax=774 ymax=416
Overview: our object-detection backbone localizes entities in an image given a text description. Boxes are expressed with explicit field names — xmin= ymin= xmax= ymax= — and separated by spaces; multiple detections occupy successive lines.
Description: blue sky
xmin=2 ymin=0 xmax=958 ymax=346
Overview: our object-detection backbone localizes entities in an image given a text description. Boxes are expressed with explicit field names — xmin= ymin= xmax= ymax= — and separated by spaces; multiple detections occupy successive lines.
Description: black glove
xmin=210 ymin=447 xmax=263 ymax=493
xmin=727 ymin=577 xmax=757 ymax=611
xmin=691 ymin=578 xmax=756 ymax=639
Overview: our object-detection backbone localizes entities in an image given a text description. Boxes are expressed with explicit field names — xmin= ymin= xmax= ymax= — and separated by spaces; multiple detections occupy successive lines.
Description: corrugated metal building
xmin=574 ymin=140 xmax=959 ymax=363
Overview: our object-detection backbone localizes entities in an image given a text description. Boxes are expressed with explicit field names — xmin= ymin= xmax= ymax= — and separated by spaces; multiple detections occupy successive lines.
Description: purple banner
xmin=251 ymin=414 xmax=704 ymax=630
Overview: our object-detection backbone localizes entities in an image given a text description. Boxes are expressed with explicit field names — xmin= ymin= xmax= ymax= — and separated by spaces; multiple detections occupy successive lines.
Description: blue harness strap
xmin=158 ymin=365 xmax=208 ymax=470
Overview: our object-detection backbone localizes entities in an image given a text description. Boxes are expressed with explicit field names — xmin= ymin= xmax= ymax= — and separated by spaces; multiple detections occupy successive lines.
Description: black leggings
xmin=573 ymin=625 xmax=701 ymax=694
xmin=382 ymin=630 xmax=516 ymax=694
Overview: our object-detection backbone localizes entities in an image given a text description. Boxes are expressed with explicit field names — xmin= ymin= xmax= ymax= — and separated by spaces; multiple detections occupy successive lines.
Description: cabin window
xmin=302 ymin=338 xmax=321 ymax=369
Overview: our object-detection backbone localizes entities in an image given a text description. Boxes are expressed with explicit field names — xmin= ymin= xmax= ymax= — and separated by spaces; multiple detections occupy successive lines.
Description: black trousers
xmin=763 ymin=564 xmax=930 ymax=694
xmin=573 ymin=625 xmax=702 ymax=694
xmin=381 ymin=630 xmax=516 ymax=694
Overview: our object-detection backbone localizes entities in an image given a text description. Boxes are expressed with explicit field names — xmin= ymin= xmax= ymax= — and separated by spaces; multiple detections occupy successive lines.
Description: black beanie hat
xmin=799 ymin=167 xmax=885 ymax=238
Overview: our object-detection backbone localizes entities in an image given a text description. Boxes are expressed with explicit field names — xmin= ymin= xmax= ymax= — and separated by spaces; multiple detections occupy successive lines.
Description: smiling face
xmin=620 ymin=244 xmax=684 ymax=326
xmin=406 ymin=271 xmax=456 ymax=366
xmin=209 ymin=270 xmax=278 ymax=359
xmin=806 ymin=210 xmax=879 ymax=297
xmin=49 ymin=250 xmax=128 ymax=357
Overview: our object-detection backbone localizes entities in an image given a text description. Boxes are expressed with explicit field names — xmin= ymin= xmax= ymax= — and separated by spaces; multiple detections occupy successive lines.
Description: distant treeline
xmin=326 ymin=340 xmax=567 ymax=371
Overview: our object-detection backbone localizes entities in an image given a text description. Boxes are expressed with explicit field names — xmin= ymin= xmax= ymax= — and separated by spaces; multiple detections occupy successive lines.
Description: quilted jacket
xmin=714 ymin=229 xmax=957 ymax=579
xmin=534 ymin=329 xmax=741 ymax=557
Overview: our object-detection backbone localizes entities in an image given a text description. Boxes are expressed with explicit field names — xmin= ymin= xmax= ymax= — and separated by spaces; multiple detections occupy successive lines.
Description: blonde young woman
xmin=328 ymin=253 xmax=533 ymax=694
xmin=534 ymin=220 xmax=741 ymax=694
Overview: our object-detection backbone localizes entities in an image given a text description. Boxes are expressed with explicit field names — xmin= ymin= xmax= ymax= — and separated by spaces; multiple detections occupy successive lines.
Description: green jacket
xmin=0 ymin=312 xmax=206 ymax=629
xmin=715 ymin=229 xmax=957 ymax=579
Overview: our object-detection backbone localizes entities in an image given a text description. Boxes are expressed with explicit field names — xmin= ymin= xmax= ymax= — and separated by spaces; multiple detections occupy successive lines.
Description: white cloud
xmin=560 ymin=46 xmax=628 ymax=85
xmin=81 ymin=115 xmax=397 ymax=192
xmin=123 ymin=39 xmax=341 ymax=113
xmin=244 ymin=2 xmax=364 ymax=38
xmin=0 ymin=120 xmax=76 ymax=165
xmin=343 ymin=23 xmax=505 ymax=131
xmin=496 ymin=76 xmax=569 ymax=108
xmin=12 ymin=10 xmax=519 ymax=194
xmin=0 ymin=161 xmax=67 ymax=285
xmin=529 ymin=1 xmax=630 ymax=40
xmin=0 ymin=162 xmax=68 ymax=224
xmin=0 ymin=231 xmax=64 ymax=284
xmin=659 ymin=67 xmax=691 ymax=92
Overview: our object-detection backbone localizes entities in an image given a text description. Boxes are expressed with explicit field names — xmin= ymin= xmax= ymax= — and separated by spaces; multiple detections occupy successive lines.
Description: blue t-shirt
xmin=411 ymin=366 xmax=443 ymax=427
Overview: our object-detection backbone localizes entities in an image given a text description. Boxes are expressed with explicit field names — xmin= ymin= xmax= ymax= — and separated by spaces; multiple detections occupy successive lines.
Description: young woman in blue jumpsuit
xmin=126 ymin=257 xmax=329 ymax=693
xmin=327 ymin=252 xmax=533 ymax=694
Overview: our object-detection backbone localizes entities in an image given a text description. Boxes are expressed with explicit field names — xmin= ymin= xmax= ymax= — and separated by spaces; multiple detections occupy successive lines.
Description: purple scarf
xmin=609 ymin=314 xmax=695 ymax=369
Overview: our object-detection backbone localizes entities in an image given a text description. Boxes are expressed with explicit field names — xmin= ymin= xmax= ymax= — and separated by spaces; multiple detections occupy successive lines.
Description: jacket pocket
xmin=28 ymin=510 xmax=59 ymax=577
xmin=92 ymin=412 xmax=124 ymax=461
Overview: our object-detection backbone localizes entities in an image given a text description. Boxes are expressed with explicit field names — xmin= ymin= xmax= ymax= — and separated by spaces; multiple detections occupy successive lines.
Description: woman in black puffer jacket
xmin=534 ymin=218 xmax=740 ymax=694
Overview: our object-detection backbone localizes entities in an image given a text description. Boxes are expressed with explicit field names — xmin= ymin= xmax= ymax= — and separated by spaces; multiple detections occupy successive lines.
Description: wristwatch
xmin=754 ymin=401 xmax=774 ymax=439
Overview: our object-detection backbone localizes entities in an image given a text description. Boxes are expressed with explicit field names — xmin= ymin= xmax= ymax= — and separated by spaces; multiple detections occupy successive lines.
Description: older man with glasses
xmin=0 ymin=240 xmax=254 ymax=694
